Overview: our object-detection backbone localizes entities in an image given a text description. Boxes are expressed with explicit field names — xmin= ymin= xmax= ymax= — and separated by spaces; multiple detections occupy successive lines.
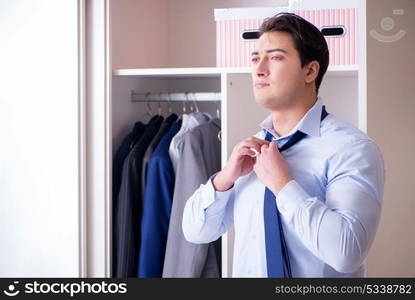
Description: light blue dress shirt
xmin=182 ymin=97 xmax=385 ymax=277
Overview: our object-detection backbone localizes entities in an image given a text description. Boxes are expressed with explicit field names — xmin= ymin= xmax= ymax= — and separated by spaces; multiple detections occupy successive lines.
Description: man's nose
xmin=255 ymin=58 xmax=269 ymax=77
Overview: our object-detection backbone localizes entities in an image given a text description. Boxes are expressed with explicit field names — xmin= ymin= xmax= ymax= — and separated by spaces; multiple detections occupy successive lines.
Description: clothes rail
xmin=131 ymin=92 xmax=221 ymax=102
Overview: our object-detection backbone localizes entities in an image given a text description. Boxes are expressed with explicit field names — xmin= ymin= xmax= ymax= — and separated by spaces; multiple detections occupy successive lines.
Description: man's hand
xmin=253 ymin=141 xmax=293 ymax=195
xmin=213 ymin=136 xmax=269 ymax=192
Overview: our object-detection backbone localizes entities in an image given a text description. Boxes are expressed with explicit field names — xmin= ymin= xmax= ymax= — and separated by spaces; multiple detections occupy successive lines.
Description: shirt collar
xmin=260 ymin=97 xmax=324 ymax=140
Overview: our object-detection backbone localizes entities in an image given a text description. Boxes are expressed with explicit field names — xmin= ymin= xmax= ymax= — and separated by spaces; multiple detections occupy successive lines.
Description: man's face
xmin=251 ymin=31 xmax=305 ymax=111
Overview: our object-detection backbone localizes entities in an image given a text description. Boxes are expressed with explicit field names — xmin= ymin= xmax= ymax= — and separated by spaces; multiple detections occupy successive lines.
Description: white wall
xmin=110 ymin=0 xmax=169 ymax=69
xmin=165 ymin=0 xmax=287 ymax=68
xmin=319 ymin=74 xmax=358 ymax=127
xmin=111 ymin=0 xmax=287 ymax=69
xmin=0 ymin=0 xmax=81 ymax=276
xmin=366 ymin=0 xmax=415 ymax=277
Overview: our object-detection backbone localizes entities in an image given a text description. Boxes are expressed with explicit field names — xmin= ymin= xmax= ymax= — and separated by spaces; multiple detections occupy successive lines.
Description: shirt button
xmin=247 ymin=269 xmax=252 ymax=275
xmin=252 ymin=234 xmax=256 ymax=239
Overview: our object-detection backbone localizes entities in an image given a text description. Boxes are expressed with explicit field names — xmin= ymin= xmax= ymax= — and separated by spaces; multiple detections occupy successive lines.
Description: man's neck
xmin=271 ymin=95 xmax=317 ymax=137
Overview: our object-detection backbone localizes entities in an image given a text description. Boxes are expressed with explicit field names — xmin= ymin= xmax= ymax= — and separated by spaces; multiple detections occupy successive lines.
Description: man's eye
xmin=251 ymin=57 xmax=259 ymax=63
xmin=271 ymin=56 xmax=283 ymax=61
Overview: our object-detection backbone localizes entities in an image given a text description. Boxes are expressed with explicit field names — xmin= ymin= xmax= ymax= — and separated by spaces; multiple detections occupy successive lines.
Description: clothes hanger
xmin=157 ymin=93 xmax=163 ymax=116
xmin=183 ymin=92 xmax=188 ymax=114
xmin=176 ymin=92 xmax=185 ymax=121
xmin=168 ymin=92 xmax=173 ymax=114
xmin=191 ymin=92 xmax=200 ymax=113
xmin=188 ymin=92 xmax=195 ymax=113
xmin=140 ymin=92 xmax=153 ymax=121
xmin=185 ymin=92 xmax=194 ymax=114
xmin=191 ymin=92 xmax=212 ymax=121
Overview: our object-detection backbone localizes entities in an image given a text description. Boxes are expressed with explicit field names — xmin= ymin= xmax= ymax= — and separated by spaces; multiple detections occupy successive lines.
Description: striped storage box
xmin=215 ymin=4 xmax=358 ymax=67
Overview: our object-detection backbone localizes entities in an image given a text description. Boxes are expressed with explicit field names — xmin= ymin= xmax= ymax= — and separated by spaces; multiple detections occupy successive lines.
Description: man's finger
xmin=240 ymin=140 xmax=266 ymax=153
xmin=239 ymin=148 xmax=257 ymax=157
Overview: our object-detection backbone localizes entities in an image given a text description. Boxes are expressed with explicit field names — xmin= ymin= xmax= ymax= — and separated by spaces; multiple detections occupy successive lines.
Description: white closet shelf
xmin=113 ymin=65 xmax=358 ymax=78
xmin=327 ymin=64 xmax=359 ymax=76
xmin=113 ymin=67 xmax=222 ymax=78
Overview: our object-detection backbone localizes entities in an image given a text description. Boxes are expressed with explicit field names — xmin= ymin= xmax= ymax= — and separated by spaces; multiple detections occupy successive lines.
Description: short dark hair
xmin=259 ymin=12 xmax=329 ymax=93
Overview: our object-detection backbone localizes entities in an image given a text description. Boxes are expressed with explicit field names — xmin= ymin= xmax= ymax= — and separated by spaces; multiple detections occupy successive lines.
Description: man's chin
xmin=254 ymin=97 xmax=275 ymax=110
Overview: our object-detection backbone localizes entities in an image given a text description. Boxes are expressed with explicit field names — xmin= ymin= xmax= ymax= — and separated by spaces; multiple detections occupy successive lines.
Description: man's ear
xmin=304 ymin=60 xmax=320 ymax=85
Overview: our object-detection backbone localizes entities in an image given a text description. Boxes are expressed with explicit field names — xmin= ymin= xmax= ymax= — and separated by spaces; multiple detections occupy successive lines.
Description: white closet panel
xmin=0 ymin=0 xmax=82 ymax=276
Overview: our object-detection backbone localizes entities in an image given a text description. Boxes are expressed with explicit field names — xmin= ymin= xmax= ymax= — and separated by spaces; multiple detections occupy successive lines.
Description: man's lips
xmin=255 ymin=82 xmax=270 ymax=88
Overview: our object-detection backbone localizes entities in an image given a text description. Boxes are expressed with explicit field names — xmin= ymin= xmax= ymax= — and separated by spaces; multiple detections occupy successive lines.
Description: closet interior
xmin=109 ymin=0 xmax=363 ymax=277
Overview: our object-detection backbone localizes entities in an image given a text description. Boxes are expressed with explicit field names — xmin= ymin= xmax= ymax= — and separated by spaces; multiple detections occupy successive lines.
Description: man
xmin=182 ymin=13 xmax=385 ymax=277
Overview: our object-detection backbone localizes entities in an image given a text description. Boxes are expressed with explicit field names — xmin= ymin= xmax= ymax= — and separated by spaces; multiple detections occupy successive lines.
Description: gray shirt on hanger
xmin=163 ymin=118 xmax=222 ymax=277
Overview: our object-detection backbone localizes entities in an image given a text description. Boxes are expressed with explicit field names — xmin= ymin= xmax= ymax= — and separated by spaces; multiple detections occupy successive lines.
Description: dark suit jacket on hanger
xmin=141 ymin=113 xmax=178 ymax=200
xmin=138 ymin=120 xmax=180 ymax=277
xmin=111 ymin=121 xmax=145 ymax=277
xmin=114 ymin=115 xmax=163 ymax=277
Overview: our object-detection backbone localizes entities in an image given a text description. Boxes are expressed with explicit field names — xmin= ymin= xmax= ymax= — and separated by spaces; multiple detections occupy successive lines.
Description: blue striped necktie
xmin=264 ymin=105 xmax=328 ymax=277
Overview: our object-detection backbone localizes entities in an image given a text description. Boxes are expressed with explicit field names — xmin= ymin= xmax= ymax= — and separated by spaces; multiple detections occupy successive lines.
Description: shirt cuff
xmin=276 ymin=180 xmax=310 ymax=221
xmin=200 ymin=174 xmax=234 ymax=214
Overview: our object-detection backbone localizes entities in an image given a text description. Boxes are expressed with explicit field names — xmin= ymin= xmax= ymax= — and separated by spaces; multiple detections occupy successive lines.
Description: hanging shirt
xmin=182 ymin=97 xmax=385 ymax=277
xmin=163 ymin=118 xmax=222 ymax=277
xmin=169 ymin=112 xmax=210 ymax=172
xmin=138 ymin=121 xmax=180 ymax=277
